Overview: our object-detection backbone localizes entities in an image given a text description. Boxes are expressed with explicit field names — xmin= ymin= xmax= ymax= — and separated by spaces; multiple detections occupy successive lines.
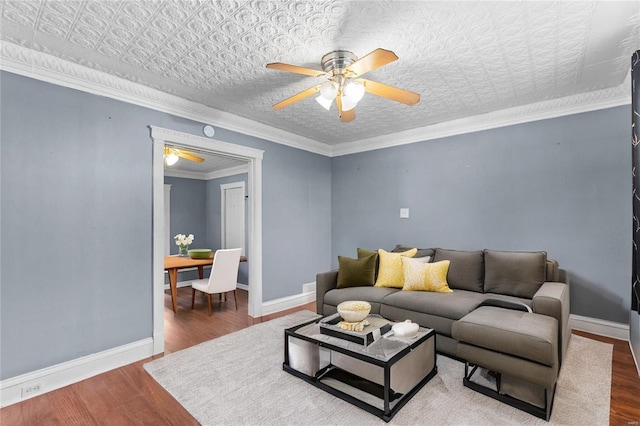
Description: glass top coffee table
xmin=283 ymin=314 xmax=437 ymax=422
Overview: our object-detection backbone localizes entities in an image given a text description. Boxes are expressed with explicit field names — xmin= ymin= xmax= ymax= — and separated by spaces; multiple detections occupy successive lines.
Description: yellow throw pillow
xmin=374 ymin=248 xmax=418 ymax=288
xmin=402 ymin=259 xmax=453 ymax=293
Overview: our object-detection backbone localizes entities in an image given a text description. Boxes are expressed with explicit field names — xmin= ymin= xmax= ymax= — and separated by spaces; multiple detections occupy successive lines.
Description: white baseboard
xmin=164 ymin=281 xmax=249 ymax=291
xmin=170 ymin=279 xmax=311 ymax=316
xmin=162 ymin=266 xmax=211 ymax=290
xmin=302 ymin=282 xmax=316 ymax=293
xmin=569 ymin=314 xmax=629 ymax=340
xmin=261 ymin=282 xmax=316 ymax=316
xmin=163 ymin=280 xmax=194 ymax=291
xmin=0 ymin=338 xmax=155 ymax=408
xmin=630 ymin=340 xmax=640 ymax=378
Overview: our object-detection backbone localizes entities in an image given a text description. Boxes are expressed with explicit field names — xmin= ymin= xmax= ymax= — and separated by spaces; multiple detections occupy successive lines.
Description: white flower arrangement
xmin=174 ymin=233 xmax=194 ymax=248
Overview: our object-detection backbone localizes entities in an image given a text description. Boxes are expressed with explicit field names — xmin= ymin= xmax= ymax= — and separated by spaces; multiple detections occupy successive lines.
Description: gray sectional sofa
xmin=316 ymin=246 xmax=571 ymax=419
xmin=316 ymin=246 xmax=570 ymax=366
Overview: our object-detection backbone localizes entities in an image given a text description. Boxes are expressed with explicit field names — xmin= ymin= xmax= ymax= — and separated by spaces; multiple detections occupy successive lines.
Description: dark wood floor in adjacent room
xmin=1 ymin=288 xmax=639 ymax=425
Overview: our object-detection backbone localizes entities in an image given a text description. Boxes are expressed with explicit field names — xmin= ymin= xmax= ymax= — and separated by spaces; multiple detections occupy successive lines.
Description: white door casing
xmin=221 ymin=181 xmax=245 ymax=256
xmin=164 ymin=184 xmax=171 ymax=256
xmin=150 ymin=126 xmax=264 ymax=355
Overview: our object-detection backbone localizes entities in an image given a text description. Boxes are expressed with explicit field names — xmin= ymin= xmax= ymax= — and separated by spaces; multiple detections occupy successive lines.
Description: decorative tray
xmin=319 ymin=313 xmax=392 ymax=346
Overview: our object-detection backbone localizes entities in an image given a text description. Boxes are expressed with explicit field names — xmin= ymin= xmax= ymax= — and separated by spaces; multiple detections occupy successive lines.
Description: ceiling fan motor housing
xmin=321 ymin=50 xmax=358 ymax=76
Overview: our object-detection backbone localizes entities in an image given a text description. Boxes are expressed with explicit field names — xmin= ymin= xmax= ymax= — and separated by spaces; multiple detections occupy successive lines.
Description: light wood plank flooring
xmin=1 ymin=288 xmax=639 ymax=425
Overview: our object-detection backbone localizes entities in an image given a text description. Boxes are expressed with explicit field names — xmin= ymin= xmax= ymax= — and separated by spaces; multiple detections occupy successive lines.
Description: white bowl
xmin=392 ymin=320 xmax=419 ymax=338
xmin=337 ymin=300 xmax=371 ymax=323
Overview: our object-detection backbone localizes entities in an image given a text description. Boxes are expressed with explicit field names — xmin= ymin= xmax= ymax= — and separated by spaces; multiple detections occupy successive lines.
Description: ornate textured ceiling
xmin=1 ymin=0 xmax=639 ymax=155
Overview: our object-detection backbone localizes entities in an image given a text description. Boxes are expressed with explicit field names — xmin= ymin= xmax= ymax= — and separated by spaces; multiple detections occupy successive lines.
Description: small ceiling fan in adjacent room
xmin=164 ymin=146 xmax=204 ymax=166
xmin=266 ymin=48 xmax=420 ymax=122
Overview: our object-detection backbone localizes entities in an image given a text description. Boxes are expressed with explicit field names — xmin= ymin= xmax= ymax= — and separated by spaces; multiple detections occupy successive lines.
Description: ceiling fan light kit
xmin=164 ymin=146 xmax=205 ymax=166
xmin=267 ymin=48 xmax=420 ymax=122
xmin=316 ymin=94 xmax=333 ymax=110
xmin=344 ymin=80 xmax=365 ymax=103
xmin=319 ymin=80 xmax=339 ymax=100
xmin=165 ymin=152 xmax=179 ymax=166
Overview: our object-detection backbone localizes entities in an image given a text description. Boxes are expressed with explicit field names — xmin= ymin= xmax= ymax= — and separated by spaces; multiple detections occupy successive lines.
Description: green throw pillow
xmin=337 ymin=254 xmax=377 ymax=288
xmin=357 ymin=248 xmax=380 ymax=279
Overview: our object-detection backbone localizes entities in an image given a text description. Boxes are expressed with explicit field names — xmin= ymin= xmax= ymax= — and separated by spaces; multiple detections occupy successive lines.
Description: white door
xmin=221 ymin=181 xmax=245 ymax=255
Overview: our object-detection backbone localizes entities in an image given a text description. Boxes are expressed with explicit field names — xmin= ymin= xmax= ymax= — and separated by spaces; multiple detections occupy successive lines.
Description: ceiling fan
xmin=164 ymin=146 xmax=204 ymax=166
xmin=266 ymin=48 xmax=420 ymax=122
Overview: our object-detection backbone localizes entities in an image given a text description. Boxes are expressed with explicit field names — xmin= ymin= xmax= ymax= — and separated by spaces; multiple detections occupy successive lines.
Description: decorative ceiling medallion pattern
xmin=1 ymin=1 xmax=639 ymax=147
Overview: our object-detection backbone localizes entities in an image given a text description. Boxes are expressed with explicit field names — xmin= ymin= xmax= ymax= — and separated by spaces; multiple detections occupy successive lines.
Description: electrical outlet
xmin=400 ymin=208 xmax=410 ymax=219
xmin=21 ymin=383 xmax=42 ymax=398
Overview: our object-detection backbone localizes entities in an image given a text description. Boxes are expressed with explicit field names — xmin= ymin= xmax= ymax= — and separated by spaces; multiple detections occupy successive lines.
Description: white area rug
xmin=144 ymin=311 xmax=612 ymax=425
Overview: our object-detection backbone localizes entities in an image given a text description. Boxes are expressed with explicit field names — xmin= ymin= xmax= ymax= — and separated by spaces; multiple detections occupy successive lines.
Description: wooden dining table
xmin=164 ymin=254 xmax=247 ymax=313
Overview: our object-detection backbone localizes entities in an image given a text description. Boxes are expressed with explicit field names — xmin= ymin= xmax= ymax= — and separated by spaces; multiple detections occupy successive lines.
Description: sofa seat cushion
xmin=380 ymin=305 xmax=457 ymax=338
xmin=323 ymin=287 xmax=399 ymax=308
xmin=452 ymin=306 xmax=557 ymax=366
xmin=381 ymin=289 xmax=486 ymax=321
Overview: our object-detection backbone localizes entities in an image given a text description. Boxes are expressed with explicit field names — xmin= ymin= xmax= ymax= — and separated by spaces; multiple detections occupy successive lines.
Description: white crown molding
xmin=330 ymin=73 xmax=632 ymax=157
xmin=1 ymin=41 xmax=631 ymax=159
xmin=0 ymin=41 xmax=331 ymax=156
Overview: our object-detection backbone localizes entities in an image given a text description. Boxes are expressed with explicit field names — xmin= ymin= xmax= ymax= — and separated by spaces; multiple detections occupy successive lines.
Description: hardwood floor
xmin=1 ymin=288 xmax=639 ymax=425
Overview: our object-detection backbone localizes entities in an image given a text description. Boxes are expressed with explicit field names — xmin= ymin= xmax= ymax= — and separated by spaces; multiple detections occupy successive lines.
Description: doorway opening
xmin=150 ymin=126 xmax=264 ymax=355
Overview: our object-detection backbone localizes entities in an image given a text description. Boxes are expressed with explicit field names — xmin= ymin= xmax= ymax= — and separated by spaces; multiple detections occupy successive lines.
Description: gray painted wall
xmin=0 ymin=71 xmax=332 ymax=379
xmin=163 ymin=176 xmax=208 ymax=283
xmin=1 ymin=72 xmax=155 ymax=379
xmin=2 ymin=67 xmax=630 ymax=382
xmin=331 ymin=106 xmax=631 ymax=324
xmin=165 ymin=176 xmax=208 ymax=255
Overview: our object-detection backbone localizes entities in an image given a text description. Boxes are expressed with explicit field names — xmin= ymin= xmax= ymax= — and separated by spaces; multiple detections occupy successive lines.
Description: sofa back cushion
xmin=392 ymin=245 xmax=435 ymax=259
xmin=545 ymin=259 xmax=559 ymax=282
xmin=433 ymin=248 xmax=484 ymax=292
xmin=484 ymin=250 xmax=547 ymax=298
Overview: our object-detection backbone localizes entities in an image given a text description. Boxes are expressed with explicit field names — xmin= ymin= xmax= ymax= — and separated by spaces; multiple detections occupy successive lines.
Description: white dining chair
xmin=191 ymin=248 xmax=242 ymax=316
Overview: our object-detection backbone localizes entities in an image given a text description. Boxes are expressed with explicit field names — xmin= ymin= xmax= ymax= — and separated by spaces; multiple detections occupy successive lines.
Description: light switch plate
xmin=400 ymin=208 xmax=409 ymax=218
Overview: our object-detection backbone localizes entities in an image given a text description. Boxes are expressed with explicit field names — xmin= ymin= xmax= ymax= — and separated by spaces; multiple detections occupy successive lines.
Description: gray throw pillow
xmin=484 ymin=250 xmax=547 ymax=298
xmin=433 ymin=248 xmax=484 ymax=292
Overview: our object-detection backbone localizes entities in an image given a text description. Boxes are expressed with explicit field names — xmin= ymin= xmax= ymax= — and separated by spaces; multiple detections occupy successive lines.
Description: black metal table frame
xmin=283 ymin=317 xmax=437 ymax=422
xmin=462 ymin=362 xmax=555 ymax=421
